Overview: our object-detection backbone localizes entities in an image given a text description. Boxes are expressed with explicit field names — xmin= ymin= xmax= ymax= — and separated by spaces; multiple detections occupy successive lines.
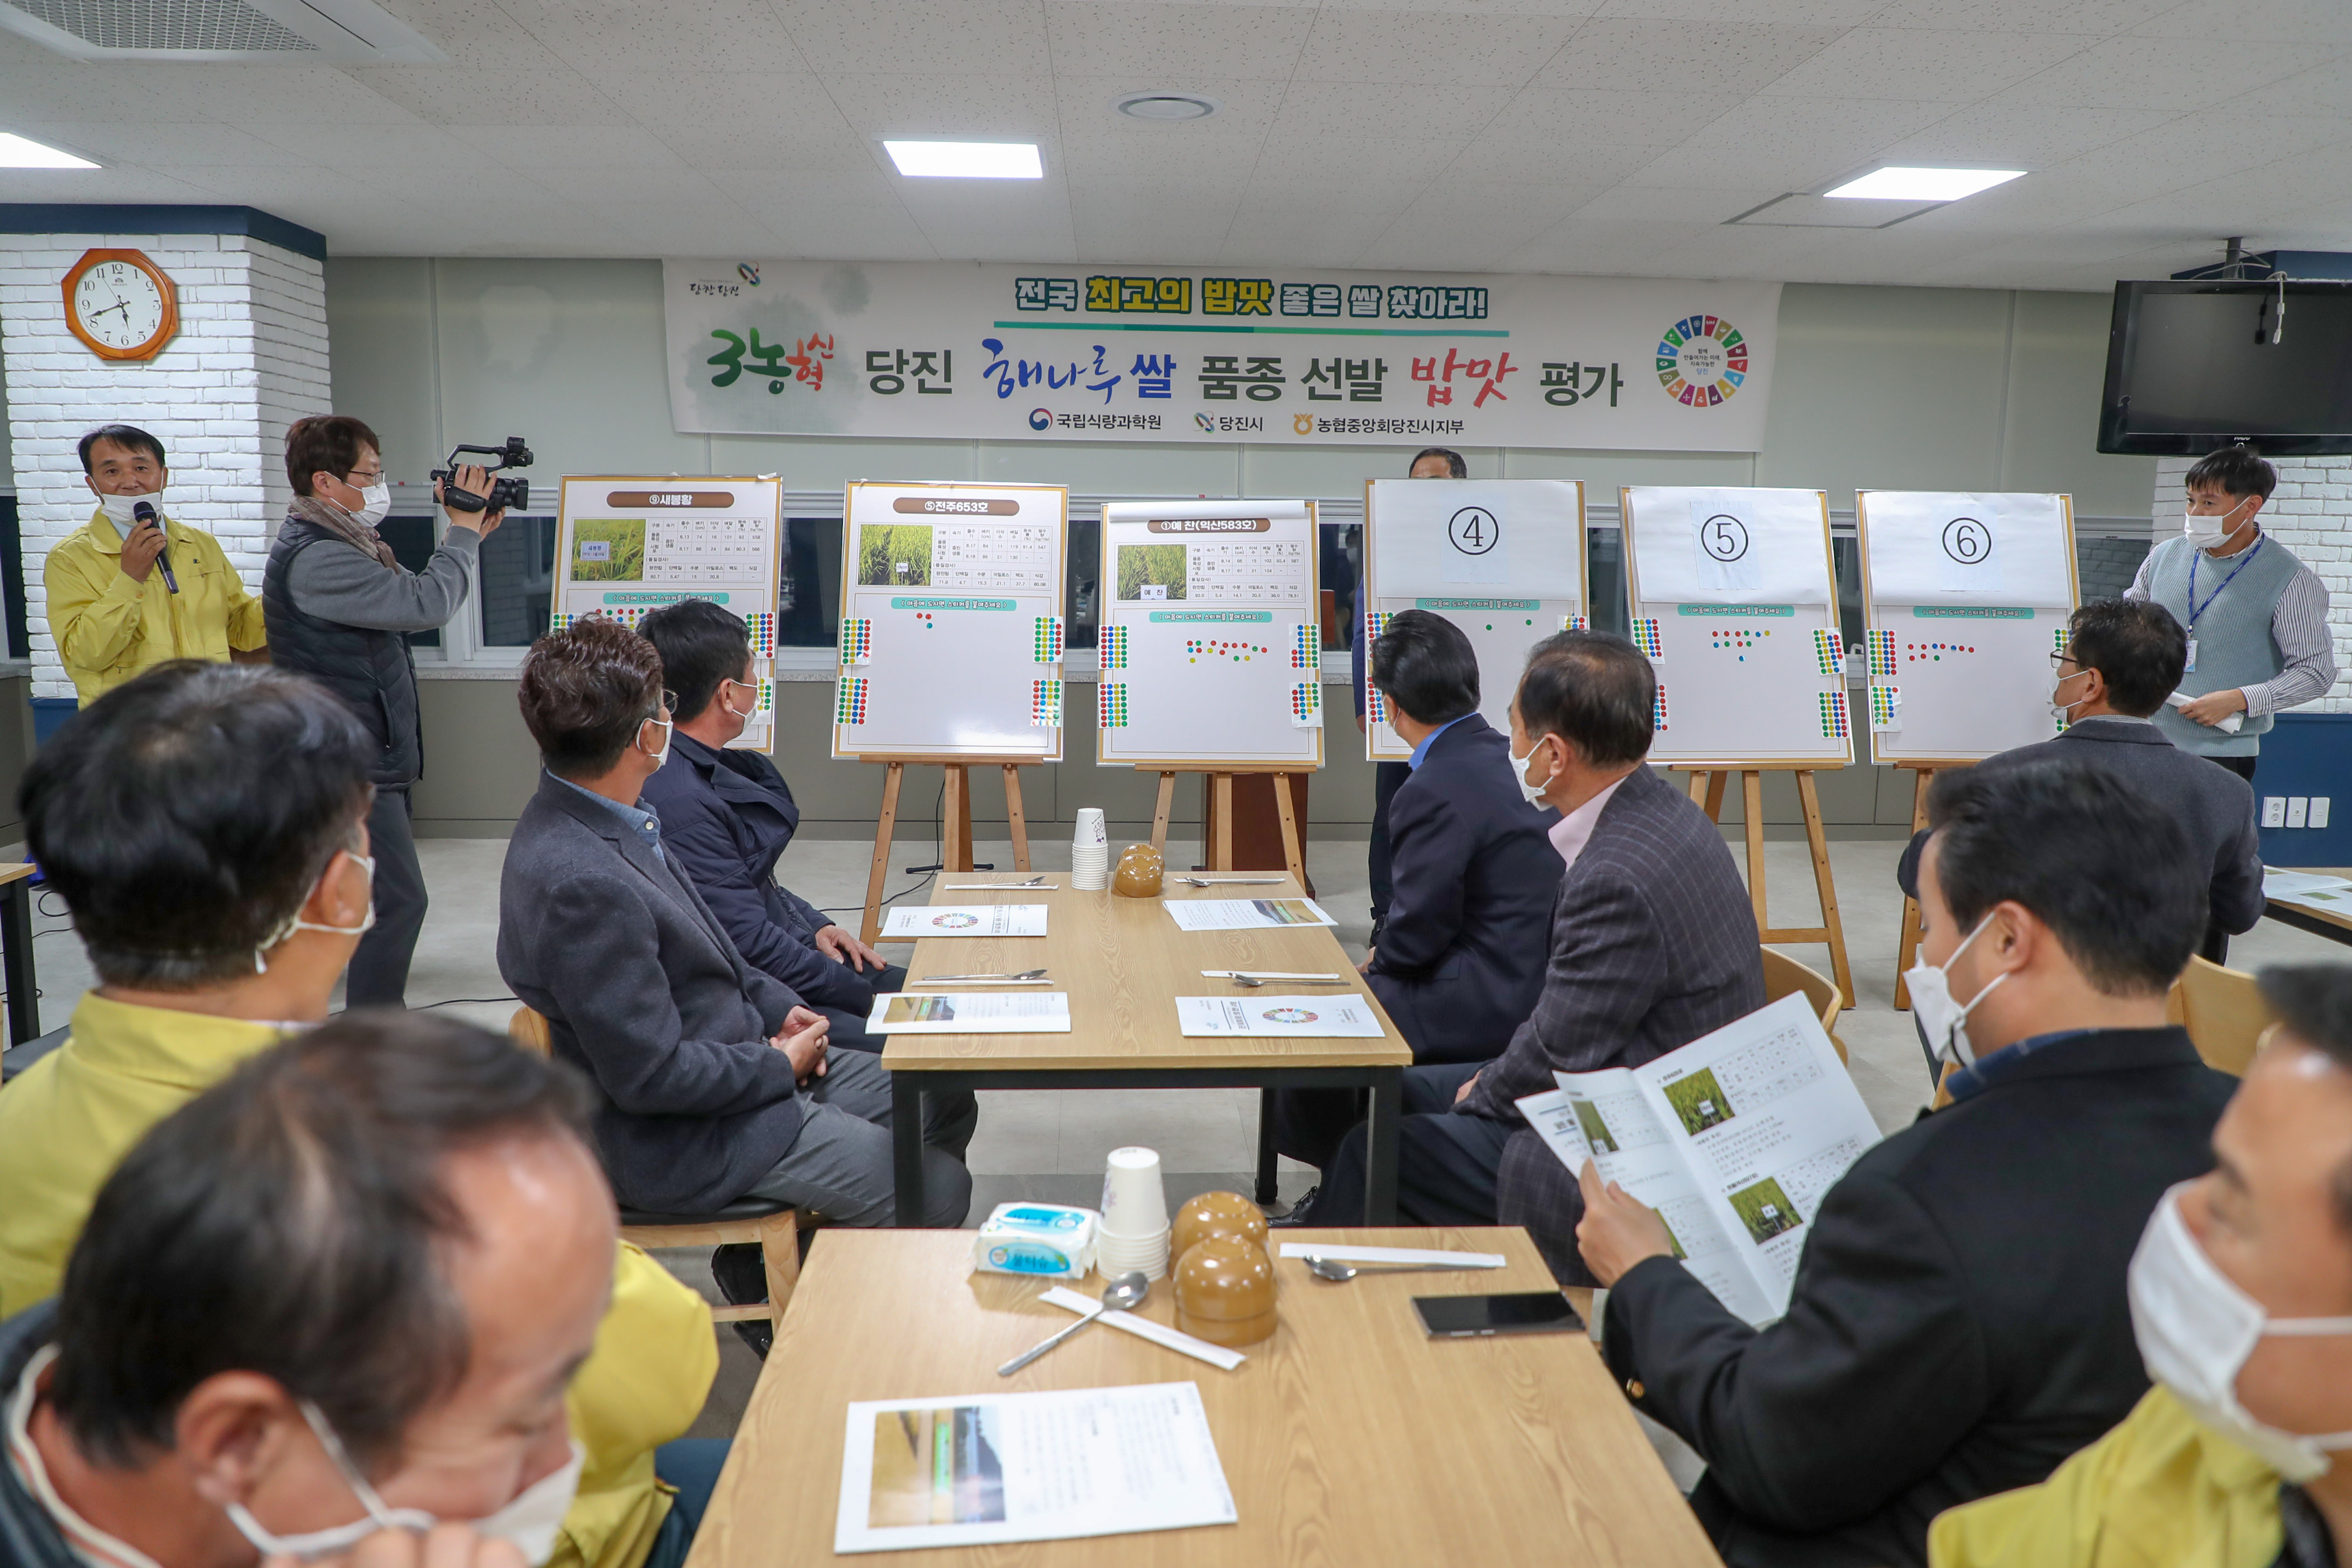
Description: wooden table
xmin=881 ymin=876 xmax=1413 ymax=1227
xmin=2266 ymin=891 xmax=2352 ymax=948
xmin=684 ymin=1227 xmax=1720 ymax=1568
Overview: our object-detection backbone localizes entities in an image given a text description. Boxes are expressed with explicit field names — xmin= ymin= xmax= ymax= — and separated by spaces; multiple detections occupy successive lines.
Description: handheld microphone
xmin=132 ymin=500 xmax=178 ymax=595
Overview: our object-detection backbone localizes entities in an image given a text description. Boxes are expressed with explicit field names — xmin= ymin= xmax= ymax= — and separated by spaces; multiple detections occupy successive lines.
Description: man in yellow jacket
xmin=1929 ymin=964 xmax=2352 ymax=1568
xmin=0 ymin=661 xmax=723 ymax=1568
xmin=44 ymin=424 xmax=267 ymax=704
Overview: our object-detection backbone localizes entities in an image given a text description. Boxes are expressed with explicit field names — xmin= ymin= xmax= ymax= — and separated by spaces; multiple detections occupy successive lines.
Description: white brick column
xmin=0 ymin=221 xmax=330 ymax=702
xmin=2151 ymin=454 xmax=2352 ymax=714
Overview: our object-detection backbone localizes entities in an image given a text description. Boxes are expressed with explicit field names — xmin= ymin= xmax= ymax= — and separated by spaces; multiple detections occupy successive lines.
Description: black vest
xmin=263 ymin=516 xmax=422 ymax=787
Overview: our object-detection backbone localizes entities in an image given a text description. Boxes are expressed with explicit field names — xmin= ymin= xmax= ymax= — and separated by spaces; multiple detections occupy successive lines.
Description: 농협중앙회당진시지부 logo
xmin=1656 ymin=314 xmax=1748 ymax=408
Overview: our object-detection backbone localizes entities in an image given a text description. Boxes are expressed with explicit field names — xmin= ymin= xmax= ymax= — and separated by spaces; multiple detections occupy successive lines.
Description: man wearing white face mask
xmin=46 ymin=424 xmax=270 ymax=705
xmin=1929 ymin=963 xmax=2352 ymax=1568
xmin=1578 ymin=757 xmax=2235 ymax=1568
xmin=2125 ymin=443 xmax=2335 ymax=782
xmin=0 ymin=1013 xmax=617 ymax=1568
xmin=266 ymin=414 xmax=506 ymax=1009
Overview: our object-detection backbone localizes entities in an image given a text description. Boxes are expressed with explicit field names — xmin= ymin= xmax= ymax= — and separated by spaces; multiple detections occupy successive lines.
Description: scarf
xmin=288 ymin=494 xmax=398 ymax=569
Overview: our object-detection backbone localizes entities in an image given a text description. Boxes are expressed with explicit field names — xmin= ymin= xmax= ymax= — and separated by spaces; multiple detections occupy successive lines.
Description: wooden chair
xmin=1761 ymin=947 xmax=1848 ymax=1065
xmin=2165 ymin=957 xmax=2276 ymax=1077
xmin=508 ymin=1007 xmax=803 ymax=1328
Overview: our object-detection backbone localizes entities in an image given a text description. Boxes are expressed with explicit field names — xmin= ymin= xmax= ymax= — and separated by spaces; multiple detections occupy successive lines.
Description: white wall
xmin=322 ymin=258 xmax=2157 ymax=520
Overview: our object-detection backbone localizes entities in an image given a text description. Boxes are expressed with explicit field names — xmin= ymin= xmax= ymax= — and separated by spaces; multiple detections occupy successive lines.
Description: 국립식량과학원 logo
xmin=1656 ymin=315 xmax=1748 ymax=407
xmin=1028 ymin=407 xmax=1052 ymax=431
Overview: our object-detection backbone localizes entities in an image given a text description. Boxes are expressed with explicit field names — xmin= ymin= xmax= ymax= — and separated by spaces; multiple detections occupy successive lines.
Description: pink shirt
xmin=1546 ymin=773 xmax=1630 ymax=874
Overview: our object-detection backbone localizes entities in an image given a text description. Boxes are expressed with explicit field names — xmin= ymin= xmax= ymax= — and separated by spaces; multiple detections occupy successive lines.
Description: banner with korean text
xmin=663 ymin=262 xmax=1782 ymax=453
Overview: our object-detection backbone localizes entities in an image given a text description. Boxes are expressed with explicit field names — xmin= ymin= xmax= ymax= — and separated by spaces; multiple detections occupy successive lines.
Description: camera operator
xmin=265 ymin=415 xmax=505 ymax=1009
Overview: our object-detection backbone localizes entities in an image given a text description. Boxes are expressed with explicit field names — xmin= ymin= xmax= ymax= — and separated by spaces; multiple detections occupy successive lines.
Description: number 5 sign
xmin=1692 ymin=499 xmax=1762 ymax=592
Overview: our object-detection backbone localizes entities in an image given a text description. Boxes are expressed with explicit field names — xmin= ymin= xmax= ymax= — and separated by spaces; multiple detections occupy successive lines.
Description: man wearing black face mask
xmin=2126 ymin=444 xmax=2335 ymax=782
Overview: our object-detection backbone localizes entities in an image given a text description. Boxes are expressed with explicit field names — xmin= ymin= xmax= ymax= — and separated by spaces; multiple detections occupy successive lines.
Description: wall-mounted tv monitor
xmin=2099 ymin=279 xmax=2352 ymax=456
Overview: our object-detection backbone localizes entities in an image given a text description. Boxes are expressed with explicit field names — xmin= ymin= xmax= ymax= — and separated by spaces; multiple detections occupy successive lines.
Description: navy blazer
xmin=497 ymin=774 xmax=806 ymax=1214
xmin=1602 ymin=1027 xmax=2234 ymax=1568
xmin=641 ymin=731 xmax=874 ymax=1013
xmin=1895 ymin=717 xmax=2264 ymax=935
xmin=1368 ymin=713 xmax=1563 ymax=1062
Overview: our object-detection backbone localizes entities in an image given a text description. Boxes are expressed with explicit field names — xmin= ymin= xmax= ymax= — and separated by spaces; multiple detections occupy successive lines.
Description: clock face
xmin=71 ymin=258 xmax=169 ymax=355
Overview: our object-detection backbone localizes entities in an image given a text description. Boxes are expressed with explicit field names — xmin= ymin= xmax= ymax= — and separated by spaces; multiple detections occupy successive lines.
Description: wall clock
xmin=62 ymin=249 xmax=178 ymax=361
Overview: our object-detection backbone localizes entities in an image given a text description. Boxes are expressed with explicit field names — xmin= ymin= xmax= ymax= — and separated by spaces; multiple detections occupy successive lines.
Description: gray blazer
xmin=497 ymin=774 xmax=806 ymax=1214
xmin=1464 ymin=762 xmax=1767 ymax=1282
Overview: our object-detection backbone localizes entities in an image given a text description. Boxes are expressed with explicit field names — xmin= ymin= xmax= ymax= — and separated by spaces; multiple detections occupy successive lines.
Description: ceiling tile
xmin=1058 ymin=131 xmax=1275 ymax=177
xmin=1588 ymin=0 xmax=1888 ymax=22
xmin=1042 ymin=2 xmax=1316 ymax=80
xmin=2129 ymin=0 xmax=2352 ymax=43
xmin=1447 ymin=137 xmax=1681 ymax=185
xmin=247 ymin=121 xmax=493 ymax=168
xmin=1990 ymin=34 xmax=2327 ymax=107
xmin=346 ymin=67 xmax=615 ymax=127
xmin=442 ymin=124 xmax=695 ymax=169
xmin=1481 ymin=88 xmax=1719 ymax=149
xmin=1866 ymin=0 xmax=2175 ymax=31
xmin=1267 ymin=80 xmax=1501 ymax=141
xmin=1052 ymin=74 xmax=1287 ymax=138
xmin=498 ymin=0 xmax=811 ymax=74
xmin=1528 ymin=19 xmax=1845 ymax=95
xmin=1249 ymin=136 xmax=1471 ymax=181
xmin=1290 ymin=8 xmax=1585 ymax=87
xmin=781 ymin=0 xmax=1047 ymax=75
xmin=820 ymin=73 xmax=1063 ymax=139
xmin=1878 ymin=102 xmax=2178 ymax=166
xmin=1757 ymin=28 xmax=2096 ymax=103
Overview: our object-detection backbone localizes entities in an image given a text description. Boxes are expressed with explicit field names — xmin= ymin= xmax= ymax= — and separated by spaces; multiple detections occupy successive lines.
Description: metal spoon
xmin=997 ymin=1272 xmax=1150 ymax=1374
xmin=1176 ymin=876 xmax=1286 ymax=887
xmin=945 ymin=877 xmax=1049 ymax=888
xmin=1303 ymin=1256 xmax=1495 ymax=1282
xmin=918 ymin=969 xmax=1050 ymax=983
xmin=1231 ymin=975 xmax=1352 ymax=988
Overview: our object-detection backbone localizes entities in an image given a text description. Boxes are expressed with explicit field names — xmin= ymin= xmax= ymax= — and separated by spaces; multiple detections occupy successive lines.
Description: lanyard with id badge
xmin=2185 ymin=537 xmax=2265 ymax=673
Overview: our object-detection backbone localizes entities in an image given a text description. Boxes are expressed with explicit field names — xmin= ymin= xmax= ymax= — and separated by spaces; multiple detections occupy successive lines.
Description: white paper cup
xmin=1100 ymin=1146 xmax=1169 ymax=1238
xmin=1096 ymin=1225 xmax=1172 ymax=1280
xmin=1075 ymin=807 xmax=1108 ymax=848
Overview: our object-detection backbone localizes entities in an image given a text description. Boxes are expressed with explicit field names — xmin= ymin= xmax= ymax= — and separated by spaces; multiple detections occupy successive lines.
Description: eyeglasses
xmin=2048 ymin=650 xmax=2079 ymax=672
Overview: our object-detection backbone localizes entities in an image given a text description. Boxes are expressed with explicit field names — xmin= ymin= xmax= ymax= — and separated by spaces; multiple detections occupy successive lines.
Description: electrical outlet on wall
xmin=2263 ymin=796 xmax=2288 ymax=828
xmin=2314 ymin=797 xmax=2333 ymax=830
xmin=2288 ymin=797 xmax=2310 ymax=829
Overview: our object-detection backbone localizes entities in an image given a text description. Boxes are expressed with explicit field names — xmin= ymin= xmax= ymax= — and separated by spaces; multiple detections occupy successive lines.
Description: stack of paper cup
xmin=1072 ymin=807 xmax=1110 ymax=892
xmin=1096 ymin=1146 xmax=1172 ymax=1279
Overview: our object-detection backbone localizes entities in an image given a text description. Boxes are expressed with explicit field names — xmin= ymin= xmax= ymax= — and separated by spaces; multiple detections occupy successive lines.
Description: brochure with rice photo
xmin=1515 ymin=992 xmax=1882 ymax=1327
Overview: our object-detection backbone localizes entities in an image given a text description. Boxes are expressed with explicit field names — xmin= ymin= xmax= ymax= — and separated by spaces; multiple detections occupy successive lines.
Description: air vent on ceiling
xmin=0 ymin=0 xmax=445 ymax=62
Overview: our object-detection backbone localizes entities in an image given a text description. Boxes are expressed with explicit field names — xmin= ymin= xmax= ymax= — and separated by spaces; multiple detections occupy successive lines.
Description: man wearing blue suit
xmin=1278 ymin=611 xmax=1562 ymax=1168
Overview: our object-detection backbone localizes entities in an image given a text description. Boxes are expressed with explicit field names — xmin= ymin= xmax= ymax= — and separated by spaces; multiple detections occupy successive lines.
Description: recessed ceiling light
xmin=883 ymin=141 xmax=1042 ymax=179
xmin=1114 ymin=92 xmax=1220 ymax=122
xmin=0 ymin=132 xmax=96 ymax=169
xmin=1823 ymin=166 xmax=2025 ymax=202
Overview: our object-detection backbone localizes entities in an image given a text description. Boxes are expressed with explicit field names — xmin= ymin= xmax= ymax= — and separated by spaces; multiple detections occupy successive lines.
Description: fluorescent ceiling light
xmin=0 ymin=132 xmax=97 ymax=169
xmin=884 ymin=141 xmax=1041 ymax=179
xmin=1823 ymin=166 xmax=2024 ymax=202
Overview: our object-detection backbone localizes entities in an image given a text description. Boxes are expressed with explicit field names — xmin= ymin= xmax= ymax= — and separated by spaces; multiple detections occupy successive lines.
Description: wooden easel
xmin=1147 ymin=766 xmax=1307 ymax=889
xmin=858 ymin=758 xmax=1035 ymax=944
xmin=1674 ymin=763 xmax=1855 ymax=1004
xmin=1891 ymin=764 xmax=1946 ymax=1010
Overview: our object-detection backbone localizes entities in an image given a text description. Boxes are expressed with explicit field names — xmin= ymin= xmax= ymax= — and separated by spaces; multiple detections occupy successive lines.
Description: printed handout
xmin=866 ymin=992 xmax=1072 ymax=1035
xmin=1175 ymin=995 xmax=1384 ymax=1038
xmin=835 ymin=1382 xmax=1237 ymax=1553
xmin=1518 ymin=992 xmax=1881 ymax=1326
xmin=1163 ymin=898 xmax=1337 ymax=932
xmin=881 ymin=904 xmax=1049 ymax=939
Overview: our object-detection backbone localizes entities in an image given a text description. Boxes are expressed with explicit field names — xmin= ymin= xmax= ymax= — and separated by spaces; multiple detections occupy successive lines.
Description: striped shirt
xmin=2126 ymin=532 xmax=2339 ymax=718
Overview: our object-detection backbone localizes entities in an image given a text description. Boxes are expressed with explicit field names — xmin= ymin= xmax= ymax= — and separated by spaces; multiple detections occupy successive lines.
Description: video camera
xmin=430 ymin=436 xmax=533 ymax=514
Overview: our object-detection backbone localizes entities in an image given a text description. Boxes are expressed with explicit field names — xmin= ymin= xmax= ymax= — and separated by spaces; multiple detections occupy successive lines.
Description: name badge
xmin=2184 ymin=636 xmax=2197 ymax=673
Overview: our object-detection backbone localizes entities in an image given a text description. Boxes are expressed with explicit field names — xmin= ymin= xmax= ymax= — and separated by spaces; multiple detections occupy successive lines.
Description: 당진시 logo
xmin=1028 ymin=407 xmax=1052 ymax=431
xmin=1656 ymin=314 xmax=1748 ymax=408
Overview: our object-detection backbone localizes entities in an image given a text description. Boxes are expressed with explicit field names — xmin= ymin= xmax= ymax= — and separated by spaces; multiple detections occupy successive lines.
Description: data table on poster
xmin=1096 ymin=499 xmax=1322 ymax=769
xmin=1361 ymin=479 xmax=1586 ymax=761
xmin=833 ymin=482 xmax=1069 ymax=761
xmin=554 ymin=478 xmax=782 ymax=751
xmin=1856 ymin=492 xmax=2078 ymax=765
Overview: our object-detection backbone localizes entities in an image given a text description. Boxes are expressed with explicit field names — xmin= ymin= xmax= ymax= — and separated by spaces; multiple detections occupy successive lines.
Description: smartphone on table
xmin=1413 ymin=1291 xmax=1584 ymax=1339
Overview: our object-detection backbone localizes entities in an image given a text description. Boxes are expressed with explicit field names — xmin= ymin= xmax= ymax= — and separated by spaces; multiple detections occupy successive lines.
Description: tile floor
xmin=17 ymin=828 xmax=2351 ymax=1446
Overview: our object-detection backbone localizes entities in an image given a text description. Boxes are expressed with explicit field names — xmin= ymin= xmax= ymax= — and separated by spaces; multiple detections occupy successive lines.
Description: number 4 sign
xmin=1442 ymin=503 xmax=1509 ymax=583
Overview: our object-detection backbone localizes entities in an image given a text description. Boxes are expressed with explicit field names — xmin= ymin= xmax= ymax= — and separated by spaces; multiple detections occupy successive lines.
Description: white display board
xmin=1095 ymin=499 xmax=1323 ymax=769
xmin=832 ymin=482 xmax=1069 ymax=761
xmin=1856 ymin=492 xmax=2079 ymax=765
xmin=1361 ymin=479 xmax=1587 ymax=760
xmin=554 ymin=477 xmax=782 ymax=752
xmin=1621 ymin=486 xmax=1851 ymax=767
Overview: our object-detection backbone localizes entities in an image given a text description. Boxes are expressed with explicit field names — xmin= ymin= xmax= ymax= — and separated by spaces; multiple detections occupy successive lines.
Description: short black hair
xmin=1409 ymin=447 xmax=1467 ymax=478
xmin=638 ymin=599 xmax=751 ymax=724
xmin=519 ymin=617 xmax=664 ymax=778
xmin=1370 ymin=608 xmax=1479 ymax=727
xmin=23 ymin=663 xmax=373 ymax=989
xmin=285 ymin=415 xmax=381 ymax=498
xmin=2066 ymin=598 xmax=2187 ymax=717
xmin=1514 ymin=630 xmax=1653 ymax=767
xmin=48 ymin=1012 xmax=599 ymax=1472
xmin=2254 ymin=965 xmax=2352 ymax=1233
xmin=78 ymin=425 xmax=165 ymax=473
xmin=2186 ymin=443 xmax=2276 ymax=501
xmin=1924 ymin=757 xmax=2204 ymax=996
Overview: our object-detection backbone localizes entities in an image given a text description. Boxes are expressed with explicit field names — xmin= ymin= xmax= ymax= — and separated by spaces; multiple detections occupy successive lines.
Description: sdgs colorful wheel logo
xmin=1656 ymin=314 xmax=1749 ymax=408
